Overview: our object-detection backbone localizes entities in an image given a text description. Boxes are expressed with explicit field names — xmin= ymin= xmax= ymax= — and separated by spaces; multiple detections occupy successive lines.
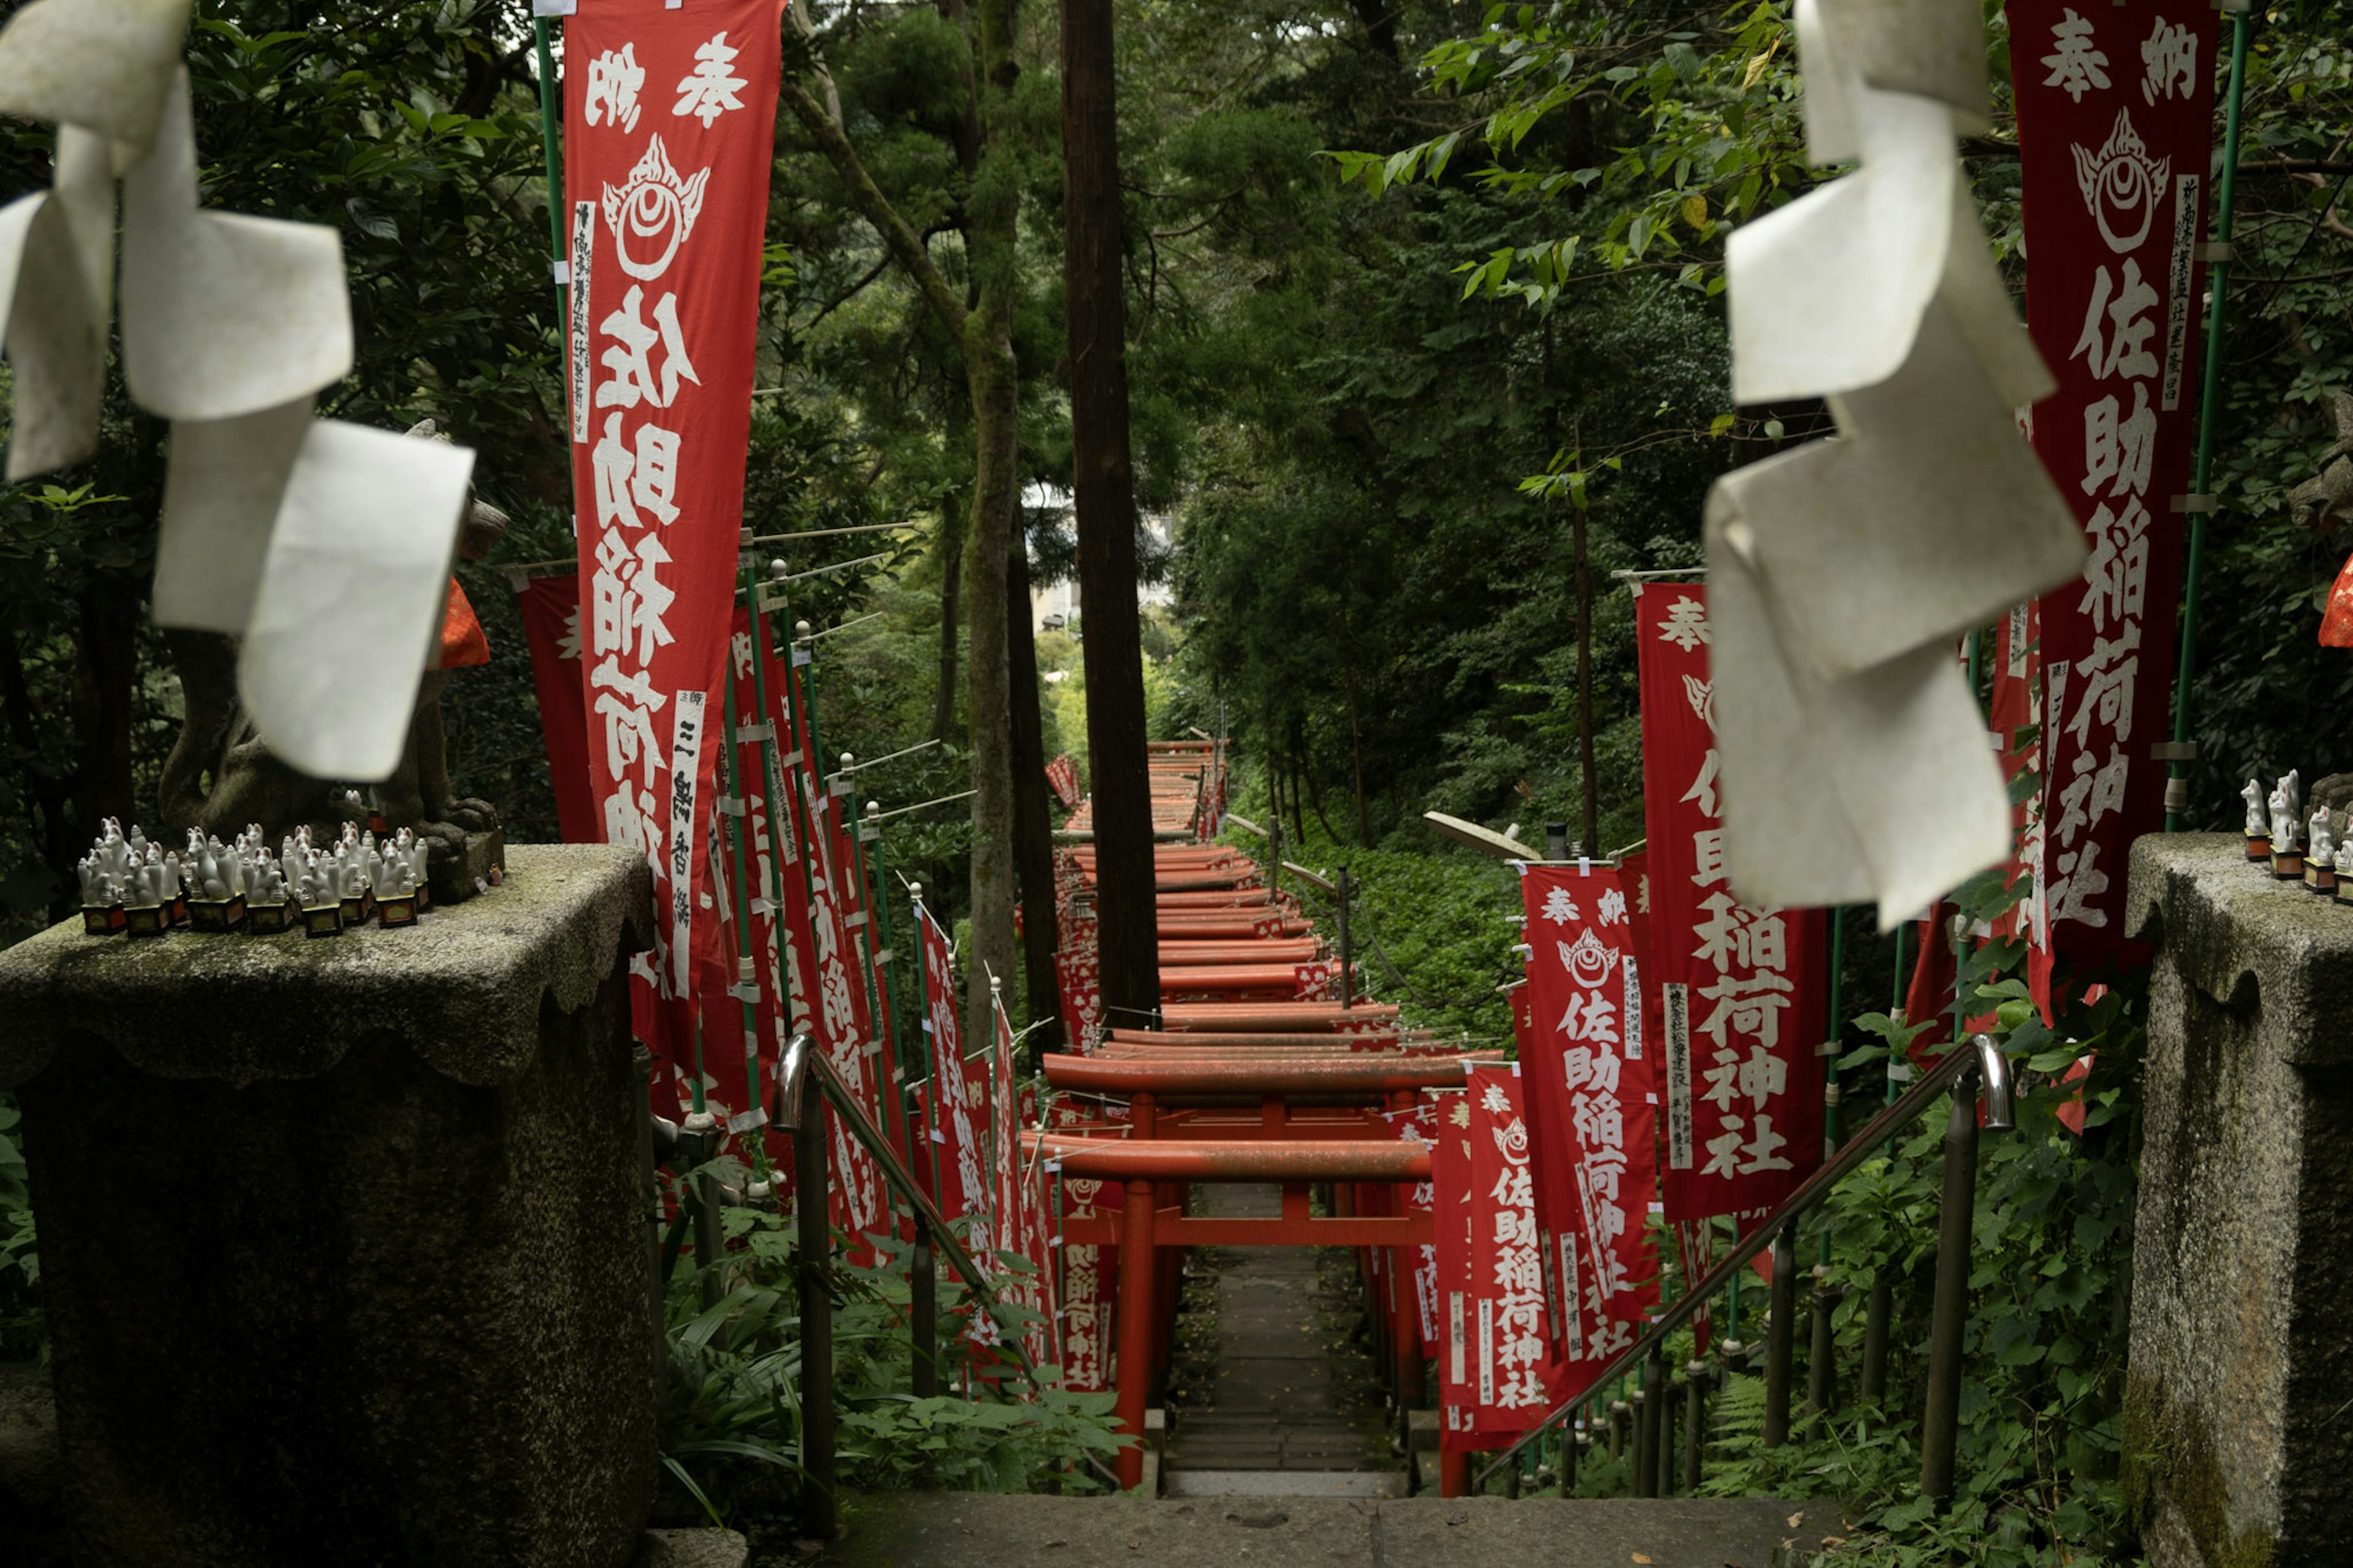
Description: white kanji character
xmin=673 ymin=32 xmax=748 ymax=127
xmin=604 ymin=779 xmax=662 ymax=866
xmin=585 ymin=44 xmax=646 ymax=133
xmin=2067 ymin=632 xmax=2140 ymax=746
xmin=631 ymin=422 xmax=683 ymax=525
xmin=1737 ymin=1043 xmax=1787 ymax=1111
xmin=1658 ymin=594 xmax=1709 ymax=650
xmin=1540 ymin=885 xmax=1580 ymax=926
xmin=592 ymin=529 xmax=676 ymax=665
xmin=2141 ymin=18 xmax=2196 ymax=104
xmin=1689 ymin=828 xmax=1729 ymax=888
xmin=1702 ymin=1119 xmax=1746 ymax=1180
xmin=1691 ymin=894 xmax=1786 ymax=975
xmin=1696 ymin=969 xmax=1795 ymax=1053
xmin=2077 ymin=499 xmax=2151 ymax=635
xmin=1596 ymin=887 xmax=1627 ymax=926
xmin=597 ymin=286 xmax=700 ymax=410
xmin=2042 ymin=9 xmax=2111 ymax=102
xmin=1680 ymin=748 xmax=1721 ymax=820
xmin=1571 ymin=1091 xmax=1623 ymax=1153
xmin=1737 ymin=1113 xmax=1794 ymax=1175
xmin=2081 ymin=382 xmax=2156 ymax=500
xmin=1561 ymin=1043 xmax=1621 ymax=1097
xmin=2070 ymin=260 xmax=2159 ymax=383
xmin=1559 ymin=991 xmax=1620 ymax=1045
xmin=592 ymin=414 xmax=642 ymax=530
xmin=2050 ymin=842 xmax=2112 ymax=928
xmin=1701 ymin=1045 xmax=1741 ymax=1112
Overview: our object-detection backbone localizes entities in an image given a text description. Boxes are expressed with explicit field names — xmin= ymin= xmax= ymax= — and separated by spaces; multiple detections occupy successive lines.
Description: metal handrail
xmin=1474 ymin=1032 xmax=2011 ymax=1487
xmin=769 ymin=1033 xmax=1125 ymax=1522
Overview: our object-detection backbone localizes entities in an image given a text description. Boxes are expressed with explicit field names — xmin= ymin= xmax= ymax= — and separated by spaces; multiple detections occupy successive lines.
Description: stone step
xmin=830 ymin=1493 xmax=1840 ymax=1567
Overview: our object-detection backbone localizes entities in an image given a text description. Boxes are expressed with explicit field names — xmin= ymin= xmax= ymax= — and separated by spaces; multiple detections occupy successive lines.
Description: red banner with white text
xmin=1642 ymin=583 xmax=1827 ymax=1219
xmin=2012 ymin=1 xmax=2216 ymax=972
xmin=564 ymin=0 xmax=784 ymax=1062
xmin=1518 ymin=862 xmax=1659 ymax=1382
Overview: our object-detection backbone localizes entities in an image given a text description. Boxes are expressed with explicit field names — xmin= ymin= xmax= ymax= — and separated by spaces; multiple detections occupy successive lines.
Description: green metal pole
xmin=718 ymin=678 xmax=772 ymax=1178
xmin=532 ymin=20 xmax=566 ymax=316
xmin=2166 ymin=11 xmax=2251 ymax=833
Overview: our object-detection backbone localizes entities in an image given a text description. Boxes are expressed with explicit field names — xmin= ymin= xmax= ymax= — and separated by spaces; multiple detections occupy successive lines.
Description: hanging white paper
xmin=1708 ymin=301 xmax=2083 ymax=685
xmin=238 ymin=423 xmax=475 ymax=781
xmin=1706 ymin=506 xmax=2013 ymax=927
xmin=0 ymin=0 xmax=192 ymax=156
xmin=119 ymin=70 xmax=351 ymax=422
xmin=153 ymin=398 xmax=314 ymax=632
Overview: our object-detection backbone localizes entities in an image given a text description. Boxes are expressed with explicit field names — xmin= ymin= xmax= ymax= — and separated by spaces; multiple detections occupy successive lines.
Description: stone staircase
xmin=827 ymin=1493 xmax=1837 ymax=1567
xmin=1159 ymin=1184 xmax=1398 ymax=1497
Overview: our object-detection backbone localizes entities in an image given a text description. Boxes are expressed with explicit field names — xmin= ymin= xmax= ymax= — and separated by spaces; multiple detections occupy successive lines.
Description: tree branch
xmin=778 ymin=74 xmax=972 ymax=344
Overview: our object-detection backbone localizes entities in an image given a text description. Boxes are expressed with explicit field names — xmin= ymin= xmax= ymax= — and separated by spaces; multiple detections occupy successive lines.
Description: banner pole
xmin=2165 ymin=9 xmax=2251 ymax=831
xmin=718 ymin=676 xmax=774 ymax=1179
xmin=532 ymin=20 xmax=566 ymax=317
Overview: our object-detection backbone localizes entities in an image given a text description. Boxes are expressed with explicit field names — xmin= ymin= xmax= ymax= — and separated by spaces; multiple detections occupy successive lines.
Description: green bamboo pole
xmin=2166 ymin=11 xmax=2252 ymax=832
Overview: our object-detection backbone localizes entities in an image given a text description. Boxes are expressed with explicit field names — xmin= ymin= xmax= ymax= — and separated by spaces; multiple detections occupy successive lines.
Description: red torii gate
xmin=1033 ymin=1051 xmax=1496 ymax=1490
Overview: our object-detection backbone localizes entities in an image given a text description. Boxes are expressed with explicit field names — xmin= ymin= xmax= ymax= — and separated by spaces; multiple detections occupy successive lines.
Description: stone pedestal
xmin=0 ymin=844 xmax=657 ymax=1568
xmin=2124 ymin=834 xmax=2353 ymax=1568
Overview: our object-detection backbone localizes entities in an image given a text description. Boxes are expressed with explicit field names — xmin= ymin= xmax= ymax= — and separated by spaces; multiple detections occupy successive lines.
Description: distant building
xmin=1021 ymin=482 xmax=1173 ymax=635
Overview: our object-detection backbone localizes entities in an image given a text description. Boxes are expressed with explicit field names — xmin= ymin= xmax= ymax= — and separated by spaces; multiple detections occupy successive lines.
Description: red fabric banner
xmin=1055 ymin=1176 xmax=1113 ymax=1392
xmin=1438 ymin=1067 xmax=1564 ymax=1450
xmin=1639 ymin=582 xmax=1826 ymax=1219
xmin=1395 ymin=1100 xmax=1440 ymax=1348
xmin=516 ymin=574 xmax=600 ymax=844
xmin=564 ymin=0 xmax=784 ymax=1061
xmin=2012 ymin=1 xmax=2217 ymax=970
xmin=919 ymin=906 xmax=988 ymax=1235
xmin=1055 ymin=947 xmax=1104 ymax=1051
xmin=1518 ymin=862 xmax=1659 ymax=1382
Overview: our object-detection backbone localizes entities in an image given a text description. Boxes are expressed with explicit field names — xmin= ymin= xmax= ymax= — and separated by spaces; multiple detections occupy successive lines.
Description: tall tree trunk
xmin=931 ymin=490 xmax=964 ymax=741
xmin=955 ymin=0 xmax=1025 ymax=1060
xmin=1059 ymin=0 xmax=1158 ymax=1031
xmin=1344 ymin=672 xmax=1370 ymax=844
xmin=1572 ymin=491 xmax=1597 ymax=854
xmin=1006 ymin=536 xmax=1063 ymax=1053
xmin=778 ymin=12 xmax=1021 ymax=1058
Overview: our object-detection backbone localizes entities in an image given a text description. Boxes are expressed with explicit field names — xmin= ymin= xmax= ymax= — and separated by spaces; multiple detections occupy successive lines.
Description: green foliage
xmin=653 ymin=1161 xmax=1124 ymax=1532
xmin=0 ymin=1094 xmax=37 ymax=1363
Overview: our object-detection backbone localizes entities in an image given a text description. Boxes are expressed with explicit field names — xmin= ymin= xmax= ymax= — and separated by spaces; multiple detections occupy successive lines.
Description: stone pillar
xmin=2124 ymin=833 xmax=2353 ymax=1568
xmin=0 ymin=844 xmax=657 ymax=1568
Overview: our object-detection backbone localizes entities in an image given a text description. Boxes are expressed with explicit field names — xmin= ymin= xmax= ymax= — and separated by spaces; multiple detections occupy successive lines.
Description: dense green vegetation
xmin=0 ymin=1 xmax=2347 ymax=1561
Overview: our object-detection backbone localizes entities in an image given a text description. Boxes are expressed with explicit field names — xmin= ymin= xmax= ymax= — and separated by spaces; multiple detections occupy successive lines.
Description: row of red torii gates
xmin=1031 ymin=741 xmax=1498 ymax=1493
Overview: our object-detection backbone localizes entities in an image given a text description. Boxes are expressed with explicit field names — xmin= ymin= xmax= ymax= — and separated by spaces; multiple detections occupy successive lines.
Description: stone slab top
xmin=2127 ymin=831 xmax=2353 ymax=1067
xmin=0 ymin=843 xmax=653 ymax=1090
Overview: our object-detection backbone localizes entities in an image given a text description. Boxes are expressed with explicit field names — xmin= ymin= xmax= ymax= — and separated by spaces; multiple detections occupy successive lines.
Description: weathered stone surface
xmin=2124 ymin=834 xmax=2353 ymax=1568
xmin=632 ymin=1527 xmax=751 ymax=1568
xmin=827 ymin=1493 xmax=1835 ymax=1567
xmin=0 ymin=841 xmax=643 ymax=1089
xmin=0 ymin=844 xmax=660 ymax=1568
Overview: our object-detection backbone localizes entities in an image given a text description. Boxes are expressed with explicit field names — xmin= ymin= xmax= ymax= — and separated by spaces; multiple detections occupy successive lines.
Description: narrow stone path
xmin=1161 ymin=1183 xmax=1395 ymax=1494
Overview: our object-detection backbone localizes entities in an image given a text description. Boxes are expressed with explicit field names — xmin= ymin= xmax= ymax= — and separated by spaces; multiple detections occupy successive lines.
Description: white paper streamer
xmin=239 ymin=423 xmax=474 ymax=780
xmin=0 ymin=0 xmax=480 ymax=781
xmin=1710 ymin=0 xmax=2078 ymax=927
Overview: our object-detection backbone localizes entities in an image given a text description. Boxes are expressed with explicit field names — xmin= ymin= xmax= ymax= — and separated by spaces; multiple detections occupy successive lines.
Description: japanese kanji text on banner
xmin=1637 ymin=583 xmax=1828 ymax=1220
xmin=563 ymin=1 xmax=786 ymax=1064
xmin=2012 ymin=2 xmax=2217 ymax=977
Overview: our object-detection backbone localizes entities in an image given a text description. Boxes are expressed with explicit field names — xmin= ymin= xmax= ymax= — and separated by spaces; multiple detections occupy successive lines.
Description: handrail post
xmin=1683 ymin=1358 xmax=1707 ymax=1491
xmin=1806 ymin=1265 xmax=1841 ymax=1440
xmin=911 ymin=1232 xmax=938 ymax=1398
xmin=791 ymin=1063 xmax=837 ymax=1539
xmin=1607 ymin=1397 xmax=1629 ymax=1462
xmin=1637 ymin=1384 xmax=1656 ymax=1497
xmin=1860 ymin=1275 xmax=1892 ymax=1412
xmin=1920 ymin=1064 xmax=1982 ymax=1502
xmin=1763 ymin=1221 xmax=1798 ymax=1446
xmin=1656 ymin=1362 xmax=1678 ymax=1495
